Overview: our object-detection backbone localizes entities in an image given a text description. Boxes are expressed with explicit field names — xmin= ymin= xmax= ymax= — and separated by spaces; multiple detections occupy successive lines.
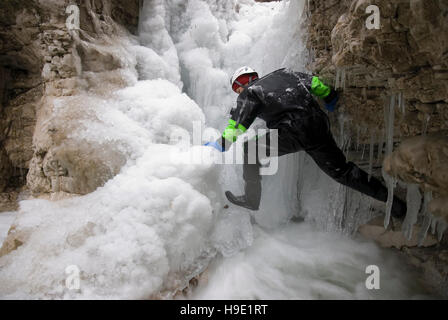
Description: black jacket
xmin=231 ymin=68 xmax=323 ymax=129
xmin=219 ymin=68 xmax=336 ymax=149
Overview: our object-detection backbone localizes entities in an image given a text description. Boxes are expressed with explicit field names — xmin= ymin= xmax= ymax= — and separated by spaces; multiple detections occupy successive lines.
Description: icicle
xmin=382 ymin=94 xmax=396 ymax=229
xmin=382 ymin=170 xmax=397 ymax=229
xmin=341 ymin=68 xmax=346 ymax=90
xmin=385 ymin=94 xmax=396 ymax=155
xmin=397 ymin=92 xmax=402 ymax=115
xmin=377 ymin=129 xmax=384 ymax=164
xmin=402 ymin=184 xmax=422 ymax=241
xmin=334 ymin=68 xmax=346 ymax=90
xmin=356 ymin=126 xmax=361 ymax=152
xmin=398 ymin=92 xmax=406 ymax=115
xmin=345 ymin=137 xmax=352 ymax=158
xmin=335 ymin=68 xmax=341 ymax=89
xmin=422 ymin=114 xmax=431 ymax=136
xmin=418 ymin=191 xmax=433 ymax=246
xmin=437 ymin=219 xmax=447 ymax=242
xmin=296 ymin=152 xmax=306 ymax=205
xmin=338 ymin=116 xmax=345 ymax=148
xmin=361 ymin=143 xmax=366 ymax=160
xmin=431 ymin=217 xmax=437 ymax=235
xmin=368 ymin=130 xmax=375 ymax=181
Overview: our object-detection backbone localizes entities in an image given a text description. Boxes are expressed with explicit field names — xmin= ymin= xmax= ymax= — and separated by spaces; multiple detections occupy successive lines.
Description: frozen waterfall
xmin=0 ymin=0 xmax=436 ymax=299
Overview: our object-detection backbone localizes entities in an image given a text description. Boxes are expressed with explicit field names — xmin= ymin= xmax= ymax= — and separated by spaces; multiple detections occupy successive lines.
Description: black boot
xmin=225 ymin=180 xmax=261 ymax=211
xmin=225 ymin=191 xmax=259 ymax=210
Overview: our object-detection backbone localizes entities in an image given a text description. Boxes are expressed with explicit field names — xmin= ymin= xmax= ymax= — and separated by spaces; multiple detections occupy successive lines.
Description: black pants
xmin=242 ymin=110 xmax=389 ymax=206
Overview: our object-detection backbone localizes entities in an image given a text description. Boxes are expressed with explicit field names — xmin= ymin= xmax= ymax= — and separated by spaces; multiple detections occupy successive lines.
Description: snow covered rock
xmin=383 ymin=132 xmax=448 ymax=225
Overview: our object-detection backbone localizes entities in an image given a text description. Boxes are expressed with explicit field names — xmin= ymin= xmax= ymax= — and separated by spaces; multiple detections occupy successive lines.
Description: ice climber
xmin=204 ymin=67 xmax=407 ymax=218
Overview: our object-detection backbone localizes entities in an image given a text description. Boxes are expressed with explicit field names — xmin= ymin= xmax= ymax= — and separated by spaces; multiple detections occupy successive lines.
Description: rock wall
xmin=0 ymin=0 xmax=139 ymax=204
xmin=305 ymin=0 xmax=448 ymax=296
xmin=307 ymin=0 xmax=447 ymax=136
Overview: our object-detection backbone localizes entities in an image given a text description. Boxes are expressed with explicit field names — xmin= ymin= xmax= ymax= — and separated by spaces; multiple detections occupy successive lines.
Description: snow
xmin=0 ymin=145 xmax=218 ymax=299
xmin=0 ymin=46 xmax=218 ymax=299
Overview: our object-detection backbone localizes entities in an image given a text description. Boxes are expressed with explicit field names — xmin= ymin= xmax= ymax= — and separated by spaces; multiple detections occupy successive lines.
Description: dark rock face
xmin=0 ymin=0 xmax=43 ymax=193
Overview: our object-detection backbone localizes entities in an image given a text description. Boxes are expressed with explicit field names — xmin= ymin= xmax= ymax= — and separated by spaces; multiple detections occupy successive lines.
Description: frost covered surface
xmin=0 ymin=0 xmax=225 ymax=297
xmin=0 ymin=81 xmax=220 ymax=298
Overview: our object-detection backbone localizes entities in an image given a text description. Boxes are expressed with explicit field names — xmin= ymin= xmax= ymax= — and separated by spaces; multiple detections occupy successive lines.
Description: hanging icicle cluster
xmin=398 ymin=185 xmax=446 ymax=245
xmin=368 ymin=130 xmax=375 ymax=181
xmin=382 ymin=94 xmax=396 ymax=229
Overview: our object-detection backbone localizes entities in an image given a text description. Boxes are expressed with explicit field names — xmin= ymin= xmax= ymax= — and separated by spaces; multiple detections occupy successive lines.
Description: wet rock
xmin=0 ymin=0 xmax=139 ymax=196
xmin=383 ymin=133 xmax=448 ymax=194
xmin=359 ymin=217 xmax=438 ymax=249
xmin=383 ymin=133 xmax=448 ymax=225
xmin=428 ymin=197 xmax=448 ymax=222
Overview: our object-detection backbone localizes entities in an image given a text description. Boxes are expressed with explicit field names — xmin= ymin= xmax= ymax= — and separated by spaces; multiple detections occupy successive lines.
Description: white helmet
xmin=230 ymin=66 xmax=258 ymax=90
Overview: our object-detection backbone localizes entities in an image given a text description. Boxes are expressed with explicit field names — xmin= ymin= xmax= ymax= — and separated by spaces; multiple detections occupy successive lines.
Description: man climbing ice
xmin=204 ymin=67 xmax=406 ymax=218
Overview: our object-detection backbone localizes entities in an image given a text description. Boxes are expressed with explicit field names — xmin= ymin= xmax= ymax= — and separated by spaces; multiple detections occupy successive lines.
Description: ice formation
xmin=402 ymin=184 xmax=422 ymax=240
xmin=382 ymin=94 xmax=396 ymax=229
xmin=376 ymin=129 xmax=384 ymax=164
xmin=418 ymin=191 xmax=433 ymax=246
xmin=368 ymin=130 xmax=375 ymax=181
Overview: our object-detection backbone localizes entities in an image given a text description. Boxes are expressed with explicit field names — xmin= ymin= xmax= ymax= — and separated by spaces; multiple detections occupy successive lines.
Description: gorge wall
xmin=305 ymin=0 xmax=448 ymax=295
xmin=0 ymin=0 xmax=139 ymax=209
